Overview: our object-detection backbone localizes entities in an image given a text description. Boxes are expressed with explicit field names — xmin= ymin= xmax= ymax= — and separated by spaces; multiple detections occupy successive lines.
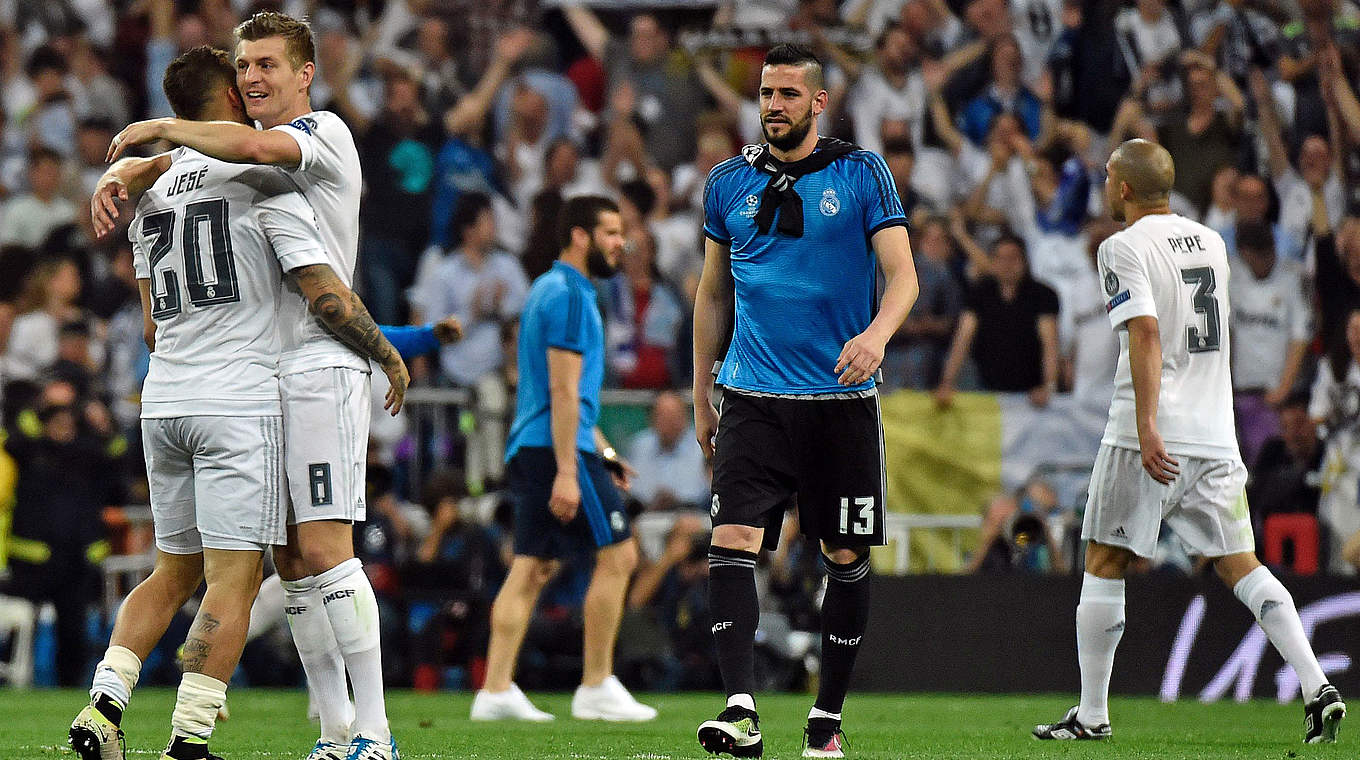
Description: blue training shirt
xmin=703 ymin=145 xmax=907 ymax=394
xmin=505 ymin=261 xmax=604 ymax=460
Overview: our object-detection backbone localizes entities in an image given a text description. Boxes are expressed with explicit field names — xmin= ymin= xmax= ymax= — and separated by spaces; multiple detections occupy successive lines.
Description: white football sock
xmin=317 ymin=558 xmax=390 ymax=741
xmin=246 ymin=573 xmax=285 ymax=644
xmin=90 ymin=645 xmax=141 ymax=708
xmin=808 ymin=706 xmax=842 ymax=721
xmin=282 ymin=576 xmax=352 ymax=744
xmin=1233 ymin=566 xmax=1327 ymax=700
xmin=170 ymin=672 xmax=227 ymax=740
xmin=1076 ymin=573 xmax=1125 ymax=727
xmin=726 ymin=693 xmax=755 ymax=711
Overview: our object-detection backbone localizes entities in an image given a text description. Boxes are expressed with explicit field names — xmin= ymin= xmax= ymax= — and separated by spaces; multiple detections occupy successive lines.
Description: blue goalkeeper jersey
xmin=703 ymin=145 xmax=907 ymax=394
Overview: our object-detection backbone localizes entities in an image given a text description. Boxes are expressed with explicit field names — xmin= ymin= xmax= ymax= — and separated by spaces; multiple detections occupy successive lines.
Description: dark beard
xmin=762 ymin=109 xmax=814 ymax=152
xmin=586 ymin=243 xmax=616 ymax=277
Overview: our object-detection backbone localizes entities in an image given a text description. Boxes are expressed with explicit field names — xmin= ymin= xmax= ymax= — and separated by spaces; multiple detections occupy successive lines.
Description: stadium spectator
xmin=624 ymin=513 xmax=716 ymax=690
xmin=0 ymin=147 xmax=76 ymax=248
xmin=882 ymin=136 xmax=925 ymax=224
xmin=1202 ymin=165 xmax=1240 ymax=234
xmin=956 ymin=36 xmax=1045 ymax=147
xmin=601 ymin=223 xmax=684 ymax=390
xmin=1309 ymin=309 xmax=1360 ymax=574
xmin=1114 ymin=0 xmax=1186 ymax=113
xmin=883 ymin=215 xmax=961 ymax=390
xmin=1311 ymin=215 xmax=1357 ymax=363
xmin=935 ymin=233 xmax=1059 ymax=405
xmin=565 ymin=8 xmax=703 ymax=172
xmin=3 ymin=379 xmax=122 ymax=685
xmin=1059 ymin=221 xmax=1120 ymax=409
xmin=23 ymin=45 xmax=76 ymax=157
xmin=1229 ymin=221 xmax=1312 ymax=465
xmin=409 ymin=191 xmax=527 ymax=486
xmin=626 ymin=391 xmax=708 ymax=513
xmin=1247 ymin=393 xmax=1323 ymax=538
xmin=428 ymin=28 xmax=532 ymax=250
xmin=967 ymin=476 xmax=1066 ymax=574
xmin=1154 ymin=52 xmax=1244 ymax=214
xmin=358 ymin=69 xmax=440 ymax=325
xmin=409 ymin=469 xmax=504 ymax=691
xmin=849 ymin=23 xmax=926 ymax=158
xmin=1252 ymin=67 xmax=1346 ymax=264
xmin=1191 ymin=0 xmax=1281 ymax=89
xmin=4 ymin=255 xmax=86 ymax=382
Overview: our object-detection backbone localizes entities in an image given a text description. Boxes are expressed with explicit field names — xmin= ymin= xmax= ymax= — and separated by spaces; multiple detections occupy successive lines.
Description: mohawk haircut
xmin=763 ymin=43 xmax=825 ymax=92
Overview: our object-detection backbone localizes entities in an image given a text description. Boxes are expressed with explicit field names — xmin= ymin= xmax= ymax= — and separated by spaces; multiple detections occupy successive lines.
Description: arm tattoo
xmin=292 ymin=265 xmax=401 ymax=367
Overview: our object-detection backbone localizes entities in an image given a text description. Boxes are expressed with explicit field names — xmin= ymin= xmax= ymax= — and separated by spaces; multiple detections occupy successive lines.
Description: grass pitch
xmin=0 ymin=689 xmax=1348 ymax=759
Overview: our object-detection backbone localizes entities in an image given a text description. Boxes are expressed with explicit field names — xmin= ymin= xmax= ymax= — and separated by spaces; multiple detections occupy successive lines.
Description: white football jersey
xmin=1097 ymin=213 xmax=1240 ymax=460
xmin=268 ymin=110 xmax=368 ymax=375
xmin=1229 ymin=259 xmax=1310 ymax=391
xmin=132 ymin=148 xmax=329 ymax=419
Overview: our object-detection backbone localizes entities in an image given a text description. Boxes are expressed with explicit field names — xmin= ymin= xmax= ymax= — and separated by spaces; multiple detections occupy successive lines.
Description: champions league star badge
xmin=820 ymin=187 xmax=840 ymax=217
xmin=1104 ymin=269 xmax=1120 ymax=296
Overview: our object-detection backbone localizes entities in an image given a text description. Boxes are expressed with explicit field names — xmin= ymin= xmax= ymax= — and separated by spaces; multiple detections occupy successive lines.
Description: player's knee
xmin=153 ymin=564 xmax=204 ymax=606
xmin=712 ymin=524 xmax=762 ymax=553
xmin=1083 ymin=542 xmax=1132 ymax=578
xmin=823 ymin=545 xmax=868 ymax=566
xmin=300 ymin=540 xmax=354 ymax=578
xmin=597 ymin=539 xmax=638 ymax=577
xmin=517 ymin=557 xmax=558 ymax=591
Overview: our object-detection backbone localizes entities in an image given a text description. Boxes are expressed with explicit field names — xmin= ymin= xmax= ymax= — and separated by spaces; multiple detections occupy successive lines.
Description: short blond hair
xmin=234 ymin=11 xmax=315 ymax=70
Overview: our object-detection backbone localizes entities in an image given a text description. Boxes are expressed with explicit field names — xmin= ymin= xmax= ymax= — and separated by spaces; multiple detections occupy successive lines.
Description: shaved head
xmin=1105 ymin=139 xmax=1175 ymax=222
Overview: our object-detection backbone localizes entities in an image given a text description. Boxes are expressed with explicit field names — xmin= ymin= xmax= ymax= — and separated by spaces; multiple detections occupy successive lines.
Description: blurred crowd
xmin=0 ymin=0 xmax=1356 ymax=690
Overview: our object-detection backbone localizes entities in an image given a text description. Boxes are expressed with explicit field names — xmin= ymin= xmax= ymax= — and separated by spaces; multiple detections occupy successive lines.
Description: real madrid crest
xmin=820 ymin=187 xmax=840 ymax=217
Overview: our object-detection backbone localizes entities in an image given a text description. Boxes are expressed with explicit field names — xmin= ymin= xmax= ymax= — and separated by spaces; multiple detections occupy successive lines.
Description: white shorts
xmin=142 ymin=415 xmax=286 ymax=553
xmin=281 ymin=367 xmax=371 ymax=525
xmin=1082 ymin=444 xmax=1254 ymax=559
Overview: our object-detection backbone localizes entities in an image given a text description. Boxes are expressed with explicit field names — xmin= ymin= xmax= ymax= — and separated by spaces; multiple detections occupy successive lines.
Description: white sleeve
xmin=255 ymin=191 xmax=330 ymax=272
xmin=1097 ymin=236 xmax=1157 ymax=329
xmin=129 ymin=220 xmax=150 ymax=279
xmin=1309 ymin=365 xmax=1333 ymax=420
xmin=497 ymin=255 xmax=530 ymax=320
xmin=1286 ymin=270 xmax=1312 ymax=343
xmin=269 ymin=115 xmax=343 ymax=181
xmin=849 ymin=75 xmax=886 ymax=156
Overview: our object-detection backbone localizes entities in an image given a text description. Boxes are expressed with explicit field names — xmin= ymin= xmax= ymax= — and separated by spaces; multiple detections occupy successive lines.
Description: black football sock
xmin=708 ymin=546 xmax=761 ymax=704
xmin=164 ymin=736 xmax=210 ymax=760
xmin=815 ymin=552 xmax=872 ymax=716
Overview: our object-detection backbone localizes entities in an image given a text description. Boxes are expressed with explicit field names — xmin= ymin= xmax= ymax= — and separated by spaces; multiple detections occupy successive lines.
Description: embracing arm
xmin=91 ymin=154 xmax=174 ymax=237
xmin=110 ymin=119 xmax=302 ymax=168
xmin=290 ymin=264 xmax=409 ymax=413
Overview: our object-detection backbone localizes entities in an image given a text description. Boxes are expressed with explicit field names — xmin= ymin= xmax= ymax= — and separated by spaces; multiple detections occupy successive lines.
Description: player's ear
xmin=298 ymin=61 xmax=315 ymax=88
xmin=812 ymin=88 xmax=829 ymax=116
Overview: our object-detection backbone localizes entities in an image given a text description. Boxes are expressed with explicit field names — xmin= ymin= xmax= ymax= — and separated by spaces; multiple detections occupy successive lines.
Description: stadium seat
xmin=0 ymin=594 xmax=36 ymax=686
xmin=1263 ymin=514 xmax=1320 ymax=575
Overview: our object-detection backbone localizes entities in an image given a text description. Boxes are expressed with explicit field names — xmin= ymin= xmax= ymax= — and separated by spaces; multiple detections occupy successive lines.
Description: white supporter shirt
xmin=269 ymin=110 xmax=369 ymax=376
xmin=1011 ymin=0 xmax=1065 ymax=84
xmin=1059 ymin=263 xmax=1118 ymax=407
xmin=1229 ymin=260 xmax=1310 ymax=391
xmin=1275 ymin=167 xmax=1344 ymax=263
xmin=1097 ymin=213 xmax=1240 ymax=460
xmin=132 ymin=148 xmax=329 ymax=418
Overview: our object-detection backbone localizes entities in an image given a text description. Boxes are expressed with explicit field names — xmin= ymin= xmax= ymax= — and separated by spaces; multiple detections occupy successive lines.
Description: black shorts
xmin=508 ymin=447 xmax=631 ymax=559
xmin=710 ymin=390 xmax=886 ymax=549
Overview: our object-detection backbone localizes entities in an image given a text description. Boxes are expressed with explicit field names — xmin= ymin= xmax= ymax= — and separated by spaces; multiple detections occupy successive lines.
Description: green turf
xmin=0 ymin=689 xmax=1347 ymax=759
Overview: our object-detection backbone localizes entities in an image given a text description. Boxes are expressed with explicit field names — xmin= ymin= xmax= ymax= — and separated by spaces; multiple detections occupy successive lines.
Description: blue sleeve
xmin=380 ymin=324 xmax=441 ymax=359
xmin=855 ymin=152 xmax=908 ymax=236
xmin=543 ymin=286 xmax=588 ymax=353
xmin=702 ymin=165 xmax=732 ymax=244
